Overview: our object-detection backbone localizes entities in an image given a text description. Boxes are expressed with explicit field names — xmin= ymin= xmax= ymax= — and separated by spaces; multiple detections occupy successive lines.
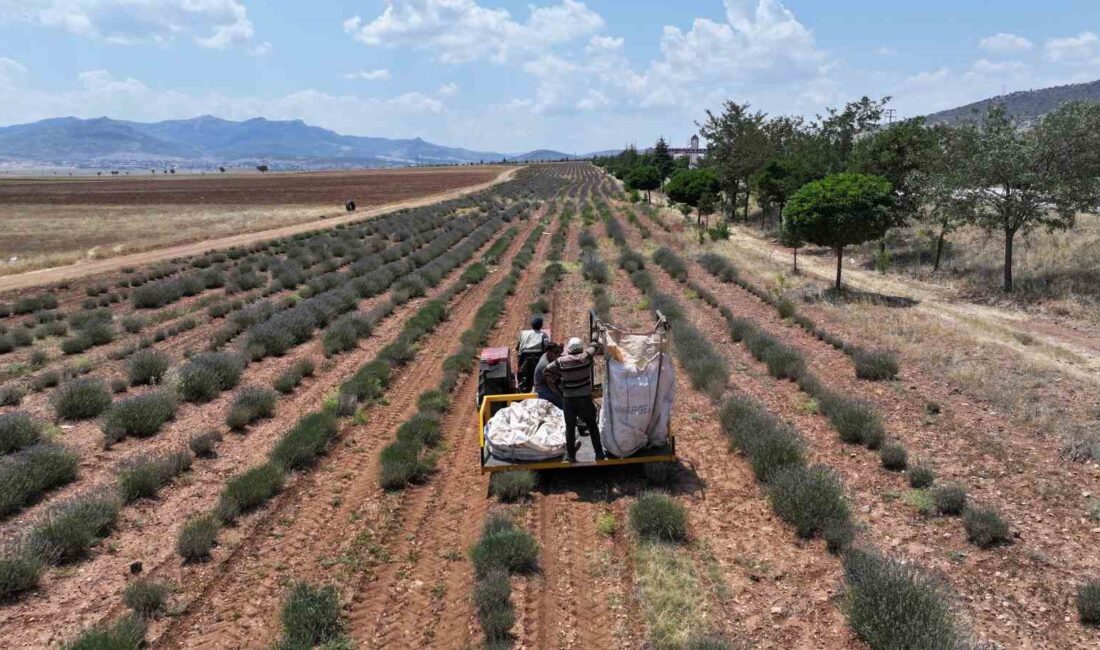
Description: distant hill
xmin=925 ymin=78 xmax=1100 ymax=125
xmin=0 ymin=115 xmax=605 ymax=170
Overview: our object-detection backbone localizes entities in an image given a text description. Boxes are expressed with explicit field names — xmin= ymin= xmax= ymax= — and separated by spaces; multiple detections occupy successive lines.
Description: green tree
xmin=850 ymin=116 xmax=936 ymax=233
xmin=653 ymin=137 xmax=674 ymax=187
xmin=626 ymin=165 xmax=662 ymax=202
xmin=907 ymin=125 xmax=978 ymax=272
xmin=751 ymin=157 xmax=809 ymax=227
xmin=959 ymin=102 xmax=1100 ymax=291
xmin=778 ymin=215 xmax=805 ymax=273
xmin=699 ymin=101 xmax=768 ymax=220
xmin=784 ymin=173 xmax=895 ymax=290
xmin=665 ymin=168 xmax=720 ymax=207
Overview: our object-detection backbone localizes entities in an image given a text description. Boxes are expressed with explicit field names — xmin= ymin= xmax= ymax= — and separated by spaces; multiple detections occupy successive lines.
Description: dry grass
xmin=634 ymin=542 xmax=707 ymax=650
xmin=0 ymin=203 xmax=335 ymax=275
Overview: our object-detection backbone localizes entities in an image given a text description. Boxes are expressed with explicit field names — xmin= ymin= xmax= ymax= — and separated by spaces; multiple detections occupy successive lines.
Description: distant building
xmin=668 ymin=134 xmax=705 ymax=168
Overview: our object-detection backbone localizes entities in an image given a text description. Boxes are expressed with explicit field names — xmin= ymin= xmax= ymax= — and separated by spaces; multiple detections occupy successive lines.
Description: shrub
xmin=879 ymin=442 xmax=907 ymax=471
xmin=28 ymin=492 xmax=120 ymax=564
xmin=63 ymin=615 xmax=146 ymax=650
xmin=759 ymin=342 xmax=806 ymax=381
xmin=580 ymin=251 xmax=609 ymax=284
xmin=189 ymin=430 xmax=222 ymax=458
xmin=629 ymin=491 xmax=688 ymax=543
xmin=0 ymin=412 xmax=42 ymax=454
xmin=120 ymin=316 xmax=146 ymax=334
xmin=474 ymin=569 xmax=514 ymax=643
xmin=279 ymin=582 xmax=344 ymax=648
xmin=127 ymin=349 xmax=170 ymax=385
xmin=908 ymin=463 xmax=935 ymax=489
xmin=53 ymin=378 xmax=112 ymax=420
xmin=843 ymin=548 xmax=963 ymax=650
xmin=653 ymin=247 xmax=688 ymax=282
xmin=123 ymin=579 xmax=168 ymax=617
xmin=0 ymin=554 xmax=43 ymax=600
xmin=718 ymin=395 xmax=804 ymax=482
xmin=697 ymin=253 xmax=738 ymax=283
xmin=821 ymin=396 xmax=885 ymax=449
xmin=0 ymin=444 xmax=80 ymax=517
xmin=177 ymin=514 xmax=219 ymax=562
xmin=469 ymin=514 xmax=539 ymax=577
xmin=102 ymin=391 xmax=177 ymax=445
xmin=1078 ymin=580 xmax=1100 ymax=626
xmin=178 ymin=352 xmax=244 ymax=403
xmin=767 ymin=465 xmax=850 ymax=540
xmin=416 ymin=389 xmax=450 ymax=416
xmin=10 ymin=327 xmax=34 ymax=347
xmin=618 ymin=249 xmax=647 ymax=273
xmin=322 ymin=317 xmax=359 ymax=356
xmin=30 ymin=370 xmax=60 ymax=392
xmin=853 ymin=348 xmax=900 ymax=381
xmin=963 ymin=505 xmax=1010 ymax=548
xmin=0 ymin=385 xmax=24 ymax=407
xmin=117 ymin=451 xmax=192 ymax=503
xmin=490 ymin=471 xmax=536 ymax=503
xmin=933 ymin=484 xmax=967 ymax=516
xmin=727 ymin=317 xmax=757 ymax=343
xmin=110 ymin=377 xmax=129 ymax=394
xmin=685 ymin=637 xmax=734 ymax=650
xmin=215 ymin=462 xmax=285 ymax=523
xmin=823 ymin=518 xmax=855 ymax=555
xmin=269 ymin=411 xmax=339 ymax=470
xmin=226 ymin=386 xmax=277 ymax=430
xmin=378 ymin=439 xmax=433 ymax=489
xmin=776 ymin=298 xmax=797 ymax=319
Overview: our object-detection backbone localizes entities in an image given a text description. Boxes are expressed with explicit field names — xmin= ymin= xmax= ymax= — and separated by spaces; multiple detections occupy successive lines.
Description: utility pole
xmin=884 ymin=108 xmax=897 ymax=125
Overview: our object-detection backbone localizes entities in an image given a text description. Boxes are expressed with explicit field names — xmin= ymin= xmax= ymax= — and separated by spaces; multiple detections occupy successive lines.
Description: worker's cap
xmin=531 ymin=316 xmax=544 ymax=329
xmin=567 ymin=337 xmax=584 ymax=354
xmin=548 ymin=341 xmax=564 ymax=353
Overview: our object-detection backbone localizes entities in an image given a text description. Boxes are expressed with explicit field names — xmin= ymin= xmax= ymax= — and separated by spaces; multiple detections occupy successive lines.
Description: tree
xmin=256 ymin=165 xmax=269 ymax=173
xmin=697 ymin=191 xmax=717 ymax=227
xmin=778 ymin=215 xmax=805 ymax=273
xmin=626 ymin=165 xmax=661 ymax=202
xmin=219 ymin=166 xmax=226 ymax=173
xmin=665 ymin=168 xmax=720 ymax=207
xmin=907 ymin=125 xmax=978 ymax=272
xmin=959 ymin=103 xmax=1100 ymax=292
xmin=699 ymin=101 xmax=768 ymax=220
xmin=750 ymin=157 xmax=810 ymax=227
xmin=784 ymin=173 xmax=895 ymax=290
xmin=653 ymin=137 xmax=674 ymax=186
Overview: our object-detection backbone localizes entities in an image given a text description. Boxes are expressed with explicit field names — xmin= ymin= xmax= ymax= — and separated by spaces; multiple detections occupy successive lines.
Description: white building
xmin=668 ymin=134 xmax=705 ymax=168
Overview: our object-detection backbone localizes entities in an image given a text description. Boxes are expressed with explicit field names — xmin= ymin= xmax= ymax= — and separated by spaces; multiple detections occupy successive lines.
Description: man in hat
xmin=516 ymin=315 xmax=550 ymax=392
xmin=543 ymin=336 xmax=606 ymax=462
xmin=532 ymin=341 xmax=564 ymax=408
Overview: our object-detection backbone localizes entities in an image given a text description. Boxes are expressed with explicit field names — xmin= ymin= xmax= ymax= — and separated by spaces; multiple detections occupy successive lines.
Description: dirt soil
xmin=0 ymin=166 xmax=516 ymax=292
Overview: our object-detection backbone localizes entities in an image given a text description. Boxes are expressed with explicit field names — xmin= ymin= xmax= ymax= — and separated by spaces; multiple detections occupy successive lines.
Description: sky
xmin=1 ymin=0 xmax=1100 ymax=153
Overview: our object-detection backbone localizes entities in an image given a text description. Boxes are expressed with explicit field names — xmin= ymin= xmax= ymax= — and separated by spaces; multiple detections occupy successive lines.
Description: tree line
xmin=596 ymin=97 xmax=1100 ymax=292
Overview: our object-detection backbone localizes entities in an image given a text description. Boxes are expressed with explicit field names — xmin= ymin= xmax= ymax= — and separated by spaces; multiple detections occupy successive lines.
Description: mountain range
xmin=0 ymin=115 xmax=601 ymax=170
xmin=924 ymin=78 xmax=1100 ymax=125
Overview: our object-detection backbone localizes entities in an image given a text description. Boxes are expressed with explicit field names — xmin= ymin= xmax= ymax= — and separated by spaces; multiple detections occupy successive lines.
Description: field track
xmin=0 ymin=166 xmax=517 ymax=294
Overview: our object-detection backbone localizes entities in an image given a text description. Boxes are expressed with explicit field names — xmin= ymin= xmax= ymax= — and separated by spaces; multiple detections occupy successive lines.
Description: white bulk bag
xmin=485 ymin=398 xmax=567 ymax=461
xmin=598 ymin=325 xmax=675 ymax=457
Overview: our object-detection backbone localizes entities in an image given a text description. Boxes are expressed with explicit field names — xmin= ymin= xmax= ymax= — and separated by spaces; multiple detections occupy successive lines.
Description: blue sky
xmin=1 ymin=0 xmax=1099 ymax=153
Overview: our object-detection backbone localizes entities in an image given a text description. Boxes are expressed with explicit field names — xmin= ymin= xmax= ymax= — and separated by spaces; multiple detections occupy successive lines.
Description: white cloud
xmin=343 ymin=68 xmax=391 ymax=81
xmin=0 ymin=0 xmax=259 ymax=49
xmin=874 ymin=46 xmax=897 ymax=56
xmin=343 ymin=0 xmax=603 ymax=64
xmin=970 ymin=58 xmax=1029 ymax=75
xmin=979 ymin=32 xmax=1033 ymax=54
xmin=437 ymin=82 xmax=459 ymax=96
xmin=0 ymin=57 xmax=29 ymax=88
xmin=1044 ymin=31 xmax=1099 ymax=62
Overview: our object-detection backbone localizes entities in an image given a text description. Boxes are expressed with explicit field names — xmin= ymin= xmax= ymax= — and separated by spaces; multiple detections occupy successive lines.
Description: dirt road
xmin=0 ymin=166 xmax=518 ymax=294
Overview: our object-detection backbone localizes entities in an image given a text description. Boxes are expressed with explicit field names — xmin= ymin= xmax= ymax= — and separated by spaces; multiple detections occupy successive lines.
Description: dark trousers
xmin=564 ymin=396 xmax=604 ymax=460
xmin=536 ymin=387 xmax=563 ymax=409
xmin=517 ymin=353 xmax=540 ymax=392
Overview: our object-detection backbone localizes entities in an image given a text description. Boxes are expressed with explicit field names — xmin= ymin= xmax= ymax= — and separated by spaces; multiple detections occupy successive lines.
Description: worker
xmin=532 ymin=341 xmax=564 ymax=408
xmin=516 ymin=316 xmax=549 ymax=392
xmin=543 ymin=337 xmax=606 ymax=462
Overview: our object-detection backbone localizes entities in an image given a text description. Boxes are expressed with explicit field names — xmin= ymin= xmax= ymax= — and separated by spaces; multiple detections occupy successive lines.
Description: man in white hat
xmin=543 ymin=336 xmax=605 ymax=462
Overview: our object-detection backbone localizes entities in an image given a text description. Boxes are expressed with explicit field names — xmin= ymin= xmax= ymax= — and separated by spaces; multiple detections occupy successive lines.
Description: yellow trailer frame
xmin=478 ymin=393 xmax=676 ymax=473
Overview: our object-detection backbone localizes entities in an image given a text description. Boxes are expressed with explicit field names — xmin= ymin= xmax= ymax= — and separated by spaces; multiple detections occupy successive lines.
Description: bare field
xmin=0 ymin=166 xmax=504 ymax=277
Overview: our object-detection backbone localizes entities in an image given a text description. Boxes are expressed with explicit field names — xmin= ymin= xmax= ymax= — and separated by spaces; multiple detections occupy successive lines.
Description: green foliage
xmin=819 ymin=394 xmax=885 ymax=449
xmin=630 ymin=491 xmax=688 ymax=543
xmin=52 ymin=378 xmax=112 ymax=420
xmin=0 ymin=554 xmax=43 ymax=601
xmin=843 ymin=548 xmax=963 ymax=650
xmin=853 ymin=348 xmax=900 ymax=381
xmin=490 ymin=471 xmax=536 ymax=503
xmin=963 ymin=505 xmax=1010 ymax=548
xmin=0 ymin=385 xmax=24 ymax=407
xmin=0 ymin=412 xmax=43 ymax=454
xmin=215 ymin=462 xmax=285 ymax=523
xmin=123 ymin=579 xmax=168 ymax=617
xmin=718 ymin=395 xmax=805 ymax=482
xmin=784 ymin=173 xmax=895 ymax=289
xmin=269 ymin=411 xmax=339 ymax=470
xmin=474 ymin=569 xmax=515 ymax=643
xmin=177 ymin=514 xmax=219 ymax=562
xmin=879 ymin=442 xmax=908 ymax=471
xmin=653 ymin=247 xmax=689 ymax=282
xmin=102 ymin=390 xmax=178 ymax=444
xmin=279 ymin=582 xmax=344 ymax=648
xmin=908 ymin=463 xmax=935 ymax=489
xmin=177 ymin=352 xmax=245 ymax=403
xmin=767 ymin=464 xmax=850 ymax=540
xmin=665 ymin=168 xmax=720 ymax=207
xmin=933 ymin=485 xmax=967 ymax=516
xmin=189 ymin=430 xmax=222 ymax=458
xmin=274 ymin=358 xmax=315 ymax=394
xmin=63 ymin=615 xmax=146 ymax=650
xmin=28 ymin=492 xmax=120 ymax=564
xmin=1078 ymin=580 xmax=1100 ymax=626
xmin=226 ymin=385 xmax=277 ymax=430
xmin=117 ymin=451 xmax=192 ymax=503
xmin=469 ymin=513 xmax=539 ymax=578
xmin=0 ymin=444 xmax=80 ymax=517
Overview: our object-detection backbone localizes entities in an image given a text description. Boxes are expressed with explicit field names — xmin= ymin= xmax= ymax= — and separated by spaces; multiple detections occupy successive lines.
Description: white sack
xmin=485 ymin=398 xmax=567 ymax=461
xmin=598 ymin=328 xmax=676 ymax=457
